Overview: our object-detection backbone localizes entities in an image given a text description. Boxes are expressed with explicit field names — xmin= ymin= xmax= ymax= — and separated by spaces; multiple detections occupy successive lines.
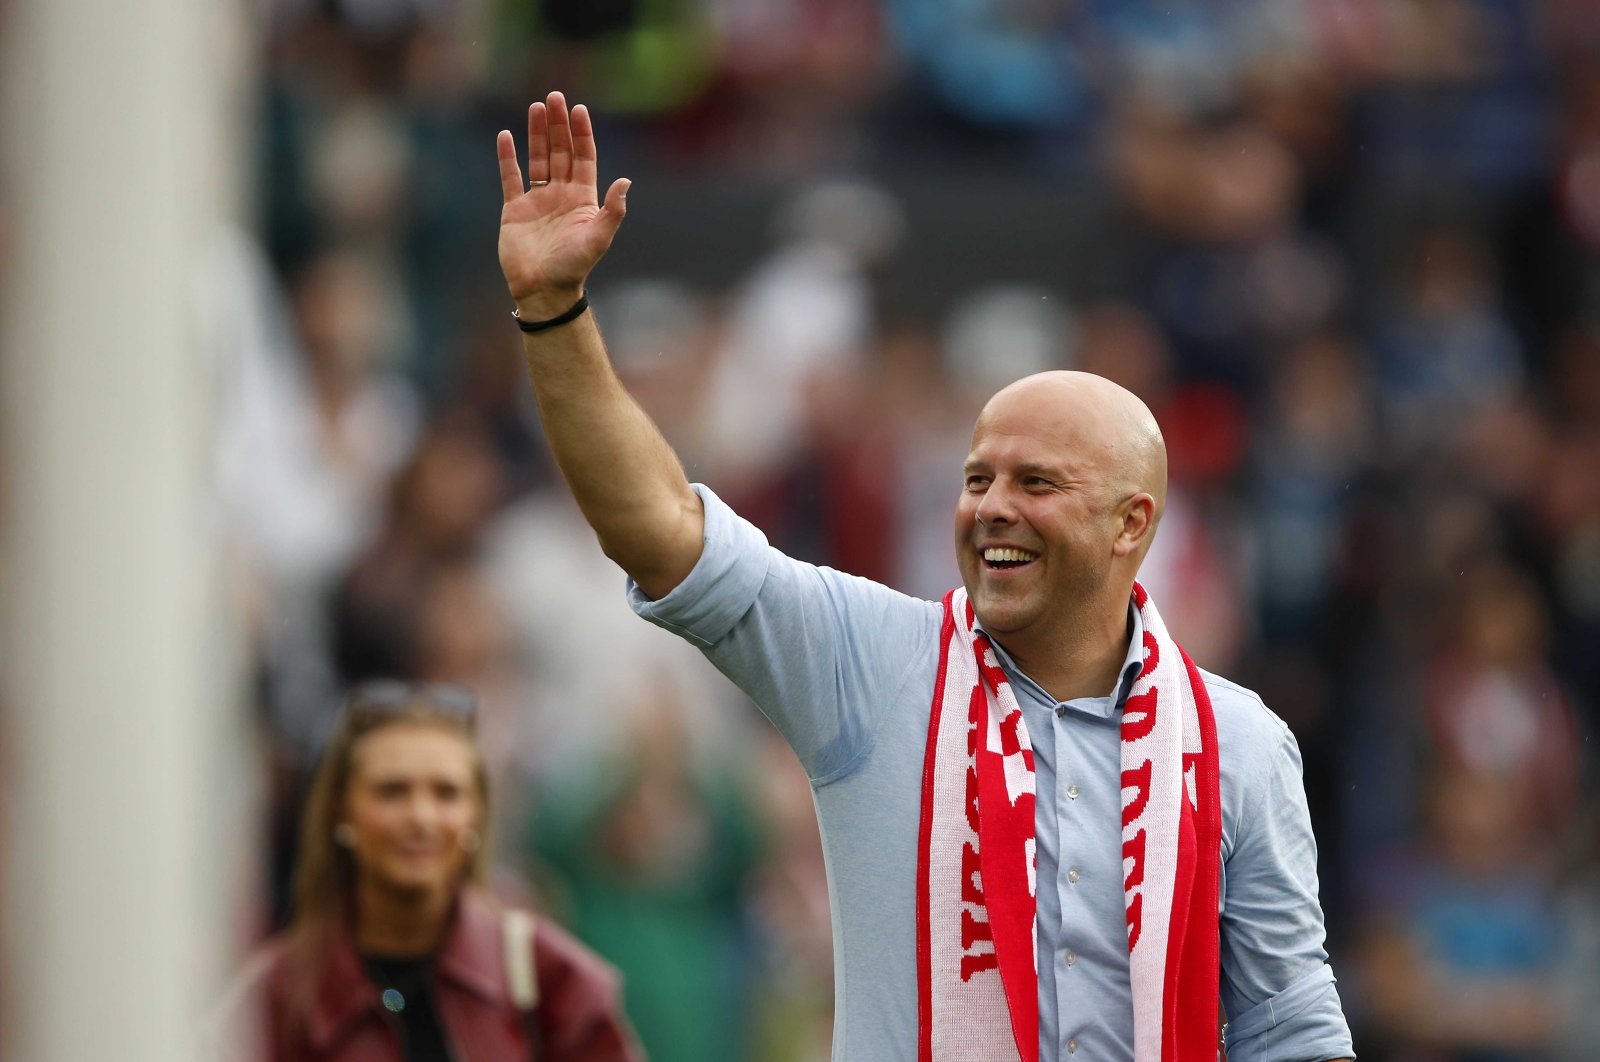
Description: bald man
xmin=495 ymin=94 xmax=1354 ymax=1062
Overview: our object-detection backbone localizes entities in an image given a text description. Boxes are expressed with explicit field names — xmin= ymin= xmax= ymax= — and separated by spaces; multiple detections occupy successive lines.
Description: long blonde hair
xmin=284 ymin=682 xmax=494 ymax=1026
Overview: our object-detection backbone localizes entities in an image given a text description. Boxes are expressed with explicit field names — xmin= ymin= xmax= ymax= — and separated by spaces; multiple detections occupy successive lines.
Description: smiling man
xmin=957 ymin=374 xmax=1168 ymax=702
xmin=494 ymin=92 xmax=1355 ymax=1062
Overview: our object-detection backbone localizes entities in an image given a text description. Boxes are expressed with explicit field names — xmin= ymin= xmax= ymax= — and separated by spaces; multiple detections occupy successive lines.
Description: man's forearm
xmin=517 ymin=298 xmax=704 ymax=599
xmin=495 ymin=94 xmax=702 ymax=598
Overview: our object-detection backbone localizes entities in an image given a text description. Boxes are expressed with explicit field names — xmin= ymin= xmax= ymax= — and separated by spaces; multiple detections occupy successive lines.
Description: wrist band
xmin=513 ymin=293 xmax=589 ymax=334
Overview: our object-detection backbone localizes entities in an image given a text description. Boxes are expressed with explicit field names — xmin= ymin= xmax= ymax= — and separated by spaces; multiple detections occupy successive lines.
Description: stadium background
xmin=6 ymin=0 xmax=1600 ymax=1059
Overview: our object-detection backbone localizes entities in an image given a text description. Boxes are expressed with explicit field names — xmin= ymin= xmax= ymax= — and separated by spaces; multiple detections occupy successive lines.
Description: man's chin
xmin=969 ymin=594 xmax=1029 ymax=636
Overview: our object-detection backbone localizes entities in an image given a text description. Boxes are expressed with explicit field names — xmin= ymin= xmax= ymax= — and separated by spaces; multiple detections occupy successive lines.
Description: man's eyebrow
xmin=961 ymin=458 xmax=1070 ymax=479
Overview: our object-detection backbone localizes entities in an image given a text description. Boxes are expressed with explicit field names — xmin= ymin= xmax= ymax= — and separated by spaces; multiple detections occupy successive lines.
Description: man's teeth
xmin=983 ymin=548 xmax=1037 ymax=563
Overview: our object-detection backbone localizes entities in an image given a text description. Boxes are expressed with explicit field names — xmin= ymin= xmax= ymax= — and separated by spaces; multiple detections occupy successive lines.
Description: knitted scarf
xmin=915 ymin=583 xmax=1221 ymax=1062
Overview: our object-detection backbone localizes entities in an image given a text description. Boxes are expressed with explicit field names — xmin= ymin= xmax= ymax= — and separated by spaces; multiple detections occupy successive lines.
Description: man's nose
xmin=974 ymin=482 xmax=1016 ymax=527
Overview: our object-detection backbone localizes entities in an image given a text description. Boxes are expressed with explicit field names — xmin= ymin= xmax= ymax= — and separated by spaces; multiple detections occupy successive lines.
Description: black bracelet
xmin=513 ymin=293 xmax=589 ymax=334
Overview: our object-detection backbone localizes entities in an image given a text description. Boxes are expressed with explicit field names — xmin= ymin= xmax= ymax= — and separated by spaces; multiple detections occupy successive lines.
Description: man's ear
xmin=1112 ymin=493 xmax=1157 ymax=558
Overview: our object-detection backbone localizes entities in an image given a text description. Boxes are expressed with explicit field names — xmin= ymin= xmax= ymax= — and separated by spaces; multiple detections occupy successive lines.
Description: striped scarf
xmin=915 ymin=583 xmax=1221 ymax=1062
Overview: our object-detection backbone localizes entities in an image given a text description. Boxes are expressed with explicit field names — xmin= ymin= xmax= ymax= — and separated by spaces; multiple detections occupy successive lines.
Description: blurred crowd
xmin=218 ymin=0 xmax=1600 ymax=1059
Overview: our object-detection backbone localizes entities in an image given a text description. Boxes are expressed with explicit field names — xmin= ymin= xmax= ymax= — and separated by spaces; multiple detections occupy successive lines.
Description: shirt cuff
xmin=626 ymin=484 xmax=771 ymax=649
xmin=1224 ymin=964 xmax=1355 ymax=1062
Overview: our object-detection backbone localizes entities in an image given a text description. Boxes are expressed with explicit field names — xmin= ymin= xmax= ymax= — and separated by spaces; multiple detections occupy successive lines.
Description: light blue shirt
xmin=631 ymin=486 xmax=1354 ymax=1062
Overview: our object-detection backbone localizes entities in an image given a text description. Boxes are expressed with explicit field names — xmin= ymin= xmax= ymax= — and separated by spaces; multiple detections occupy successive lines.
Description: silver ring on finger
xmin=530 ymin=179 xmax=551 ymax=187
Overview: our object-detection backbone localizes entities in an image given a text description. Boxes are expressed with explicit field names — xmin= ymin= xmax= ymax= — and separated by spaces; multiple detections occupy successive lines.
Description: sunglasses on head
xmin=344 ymin=680 xmax=478 ymax=725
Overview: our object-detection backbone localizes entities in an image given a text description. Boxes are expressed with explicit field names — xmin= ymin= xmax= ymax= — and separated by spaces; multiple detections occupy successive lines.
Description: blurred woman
xmin=215 ymin=681 xmax=643 ymax=1061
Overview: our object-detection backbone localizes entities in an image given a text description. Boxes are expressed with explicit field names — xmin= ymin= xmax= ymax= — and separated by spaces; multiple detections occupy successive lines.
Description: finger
xmin=546 ymin=91 xmax=574 ymax=183
xmin=527 ymin=102 xmax=550 ymax=186
xmin=595 ymin=177 xmax=631 ymax=244
xmin=571 ymin=103 xmax=598 ymax=189
xmin=496 ymin=130 xmax=524 ymax=204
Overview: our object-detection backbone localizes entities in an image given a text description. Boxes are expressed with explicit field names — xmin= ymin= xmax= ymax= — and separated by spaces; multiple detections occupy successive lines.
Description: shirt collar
xmin=1111 ymin=601 xmax=1147 ymax=704
xmin=976 ymin=601 xmax=1146 ymax=719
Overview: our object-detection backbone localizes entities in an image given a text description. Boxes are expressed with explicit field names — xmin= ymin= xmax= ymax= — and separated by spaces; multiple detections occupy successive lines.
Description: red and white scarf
xmin=915 ymin=583 xmax=1221 ymax=1062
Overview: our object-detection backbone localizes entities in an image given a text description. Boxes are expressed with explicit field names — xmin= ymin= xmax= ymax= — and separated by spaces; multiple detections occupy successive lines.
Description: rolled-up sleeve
xmin=1213 ymin=679 xmax=1355 ymax=1062
xmin=628 ymin=484 xmax=773 ymax=649
xmin=1223 ymin=964 xmax=1351 ymax=1062
xmin=629 ymin=484 xmax=938 ymax=782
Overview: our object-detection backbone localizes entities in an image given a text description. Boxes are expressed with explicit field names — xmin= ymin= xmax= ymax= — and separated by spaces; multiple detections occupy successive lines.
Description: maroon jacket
xmin=218 ymin=888 xmax=643 ymax=1061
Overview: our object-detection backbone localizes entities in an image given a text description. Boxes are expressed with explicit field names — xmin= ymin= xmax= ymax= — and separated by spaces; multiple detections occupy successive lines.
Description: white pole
xmin=0 ymin=0 xmax=242 ymax=1057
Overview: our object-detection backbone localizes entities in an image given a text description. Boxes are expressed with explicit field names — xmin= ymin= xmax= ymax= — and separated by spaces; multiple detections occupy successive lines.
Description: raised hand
xmin=496 ymin=92 xmax=630 ymax=318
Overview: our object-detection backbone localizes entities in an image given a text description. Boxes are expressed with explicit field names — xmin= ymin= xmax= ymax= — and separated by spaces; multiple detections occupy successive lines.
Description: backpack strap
xmin=503 ymin=908 xmax=541 ymax=1061
xmin=503 ymin=908 xmax=540 ymax=1010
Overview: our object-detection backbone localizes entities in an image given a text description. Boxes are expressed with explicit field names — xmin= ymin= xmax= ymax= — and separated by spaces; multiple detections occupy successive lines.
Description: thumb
xmin=598 ymin=177 xmax=630 ymax=234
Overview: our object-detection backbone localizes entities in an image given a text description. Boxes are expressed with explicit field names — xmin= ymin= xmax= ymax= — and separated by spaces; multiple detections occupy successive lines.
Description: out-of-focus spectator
xmin=483 ymin=486 xmax=747 ymax=774
xmin=1071 ymin=300 xmax=1175 ymax=407
xmin=1357 ymin=765 xmax=1568 ymax=1062
xmin=697 ymin=181 xmax=904 ymax=579
xmin=219 ymin=245 xmax=419 ymax=620
xmin=486 ymin=0 xmax=719 ymax=118
xmin=1553 ymin=32 xmax=1600 ymax=249
xmin=1115 ymin=107 xmax=1302 ymax=247
xmin=1112 ymin=100 xmax=1343 ymax=387
xmin=333 ymin=411 xmax=506 ymax=685
xmin=435 ymin=309 xmax=560 ymax=499
xmin=886 ymin=0 xmax=1097 ymax=137
xmin=1249 ymin=332 xmax=1377 ymax=645
xmin=701 ymin=180 xmax=899 ymax=492
xmin=1338 ymin=0 xmax=1553 ymax=190
xmin=526 ymin=692 xmax=762 ymax=1062
xmin=1422 ymin=563 xmax=1584 ymax=839
xmin=700 ymin=0 xmax=889 ymax=174
xmin=209 ymin=681 xmax=644 ymax=1060
xmin=1535 ymin=325 xmax=1600 ymax=717
xmin=1370 ymin=225 xmax=1525 ymax=460
xmin=408 ymin=557 xmax=538 ymax=859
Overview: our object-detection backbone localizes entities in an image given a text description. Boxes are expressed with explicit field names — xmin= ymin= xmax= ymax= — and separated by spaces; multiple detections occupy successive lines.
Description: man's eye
xmin=965 ymin=476 xmax=989 ymax=490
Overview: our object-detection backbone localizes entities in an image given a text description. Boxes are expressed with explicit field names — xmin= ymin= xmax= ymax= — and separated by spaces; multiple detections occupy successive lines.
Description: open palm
xmin=497 ymin=92 xmax=629 ymax=309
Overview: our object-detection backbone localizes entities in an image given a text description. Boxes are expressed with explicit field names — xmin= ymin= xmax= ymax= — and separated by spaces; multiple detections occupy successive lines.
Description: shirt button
xmin=1066 ymin=784 xmax=1079 ymax=800
xmin=1067 ymin=1038 xmax=1078 ymax=1053
xmin=1064 ymin=950 xmax=1076 ymax=966
xmin=1067 ymin=867 xmax=1081 ymax=884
